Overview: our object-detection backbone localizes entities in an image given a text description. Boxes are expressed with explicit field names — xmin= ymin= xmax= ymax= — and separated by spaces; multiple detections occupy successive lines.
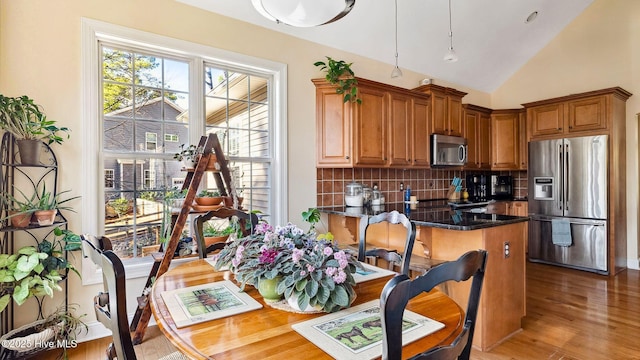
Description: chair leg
xmin=107 ymin=343 xmax=116 ymax=360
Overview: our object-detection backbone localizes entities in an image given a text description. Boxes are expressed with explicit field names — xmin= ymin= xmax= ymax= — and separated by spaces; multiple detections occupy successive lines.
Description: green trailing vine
xmin=314 ymin=57 xmax=361 ymax=104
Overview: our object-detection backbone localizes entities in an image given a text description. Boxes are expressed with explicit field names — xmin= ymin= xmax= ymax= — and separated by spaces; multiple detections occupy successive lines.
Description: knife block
xmin=447 ymin=186 xmax=460 ymax=200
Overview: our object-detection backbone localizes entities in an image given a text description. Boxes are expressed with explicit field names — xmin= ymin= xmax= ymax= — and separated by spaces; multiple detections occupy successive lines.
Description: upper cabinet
xmin=523 ymin=87 xmax=633 ymax=140
xmin=462 ymin=104 xmax=492 ymax=170
xmin=490 ymin=109 xmax=525 ymax=170
xmin=313 ymin=78 xmax=431 ymax=168
xmin=414 ymin=84 xmax=467 ymax=137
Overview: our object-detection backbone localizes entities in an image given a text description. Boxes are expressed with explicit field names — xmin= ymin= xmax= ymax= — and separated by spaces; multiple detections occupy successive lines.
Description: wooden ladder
xmin=130 ymin=133 xmax=239 ymax=344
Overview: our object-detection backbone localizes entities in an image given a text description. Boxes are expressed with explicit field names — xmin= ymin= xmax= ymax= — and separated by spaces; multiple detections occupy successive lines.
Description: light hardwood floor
xmin=45 ymin=262 xmax=640 ymax=360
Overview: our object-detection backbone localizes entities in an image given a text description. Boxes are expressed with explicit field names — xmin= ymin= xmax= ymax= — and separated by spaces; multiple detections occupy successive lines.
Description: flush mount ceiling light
xmin=251 ymin=0 xmax=355 ymax=27
xmin=443 ymin=0 xmax=458 ymax=63
xmin=390 ymin=0 xmax=403 ymax=78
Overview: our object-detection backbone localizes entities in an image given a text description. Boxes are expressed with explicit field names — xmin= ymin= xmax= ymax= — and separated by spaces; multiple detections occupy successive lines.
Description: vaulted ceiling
xmin=177 ymin=0 xmax=594 ymax=92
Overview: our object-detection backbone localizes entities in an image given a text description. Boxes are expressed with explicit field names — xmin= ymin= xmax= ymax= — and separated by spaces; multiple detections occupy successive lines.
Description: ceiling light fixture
xmin=525 ymin=11 xmax=538 ymax=24
xmin=251 ymin=0 xmax=355 ymax=27
xmin=391 ymin=0 xmax=403 ymax=78
xmin=443 ymin=0 xmax=458 ymax=63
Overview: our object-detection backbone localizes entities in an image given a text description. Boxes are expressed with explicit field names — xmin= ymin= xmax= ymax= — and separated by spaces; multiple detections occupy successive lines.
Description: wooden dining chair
xmin=192 ymin=207 xmax=259 ymax=259
xmin=380 ymin=249 xmax=488 ymax=360
xmin=81 ymin=234 xmax=188 ymax=360
xmin=358 ymin=211 xmax=416 ymax=275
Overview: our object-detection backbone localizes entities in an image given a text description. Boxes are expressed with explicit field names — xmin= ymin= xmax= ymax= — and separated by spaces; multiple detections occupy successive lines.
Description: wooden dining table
xmin=150 ymin=259 xmax=464 ymax=359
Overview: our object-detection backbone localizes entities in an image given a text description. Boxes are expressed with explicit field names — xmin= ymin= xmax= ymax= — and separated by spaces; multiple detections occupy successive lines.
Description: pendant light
xmin=251 ymin=0 xmax=355 ymax=27
xmin=443 ymin=0 xmax=459 ymax=62
xmin=390 ymin=0 xmax=403 ymax=78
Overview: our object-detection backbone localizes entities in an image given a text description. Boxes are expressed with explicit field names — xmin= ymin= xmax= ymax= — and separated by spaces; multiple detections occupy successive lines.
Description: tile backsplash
xmin=317 ymin=168 xmax=528 ymax=207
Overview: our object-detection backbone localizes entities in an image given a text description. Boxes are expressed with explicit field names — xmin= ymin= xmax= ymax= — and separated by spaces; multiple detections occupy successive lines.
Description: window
xmin=83 ymin=20 xmax=286 ymax=267
xmin=145 ymin=132 xmax=158 ymax=151
xmin=105 ymin=169 xmax=115 ymax=189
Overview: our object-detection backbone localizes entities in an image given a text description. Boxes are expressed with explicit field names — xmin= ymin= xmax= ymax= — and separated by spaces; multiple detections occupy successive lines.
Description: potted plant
xmin=314 ymin=57 xmax=361 ymax=104
xmin=173 ymin=144 xmax=197 ymax=169
xmin=0 ymin=227 xmax=81 ymax=314
xmin=202 ymin=221 xmax=235 ymax=248
xmin=0 ymin=94 xmax=71 ymax=165
xmin=0 ymin=187 xmax=38 ymax=228
xmin=194 ymin=189 xmax=222 ymax=206
xmin=0 ymin=304 xmax=87 ymax=359
xmin=33 ymin=186 xmax=80 ymax=226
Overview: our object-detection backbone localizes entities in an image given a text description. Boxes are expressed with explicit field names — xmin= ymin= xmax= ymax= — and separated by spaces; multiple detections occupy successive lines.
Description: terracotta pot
xmin=34 ymin=209 xmax=57 ymax=226
xmin=194 ymin=196 xmax=223 ymax=206
xmin=222 ymin=196 xmax=244 ymax=207
xmin=204 ymin=234 xmax=230 ymax=248
xmin=10 ymin=211 xmax=32 ymax=228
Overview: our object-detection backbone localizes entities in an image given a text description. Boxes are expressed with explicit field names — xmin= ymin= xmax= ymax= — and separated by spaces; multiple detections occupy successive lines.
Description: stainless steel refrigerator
xmin=528 ymin=135 xmax=608 ymax=274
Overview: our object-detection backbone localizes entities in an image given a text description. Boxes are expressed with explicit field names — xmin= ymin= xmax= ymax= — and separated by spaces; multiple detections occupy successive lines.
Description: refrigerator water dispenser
xmin=533 ymin=177 xmax=554 ymax=200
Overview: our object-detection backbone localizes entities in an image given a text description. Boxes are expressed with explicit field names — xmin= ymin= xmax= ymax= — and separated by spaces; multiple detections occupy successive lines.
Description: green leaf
xmin=295 ymin=279 xmax=308 ymax=292
xmin=18 ymin=246 xmax=37 ymax=256
xmin=0 ymin=294 xmax=10 ymax=313
xmin=296 ymin=292 xmax=310 ymax=311
xmin=331 ymin=285 xmax=349 ymax=307
xmin=13 ymin=279 xmax=30 ymax=305
xmin=305 ymin=279 xmax=319 ymax=298
xmin=0 ymin=269 xmax=15 ymax=282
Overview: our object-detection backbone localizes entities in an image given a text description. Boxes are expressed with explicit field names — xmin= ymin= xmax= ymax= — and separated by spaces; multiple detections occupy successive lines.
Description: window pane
xmin=249 ymin=102 xmax=268 ymax=131
xmin=250 ymin=130 xmax=269 ymax=157
xmin=165 ymin=92 xmax=189 ymax=121
xmin=103 ymin=83 xmax=133 ymax=115
xmin=103 ymin=47 xmax=133 ymax=83
xmin=165 ymin=59 xmax=189 ymax=92
xmin=135 ymin=53 xmax=162 ymax=89
xmin=248 ymin=75 xmax=268 ymax=104
xmin=104 ymin=118 xmax=134 ymax=152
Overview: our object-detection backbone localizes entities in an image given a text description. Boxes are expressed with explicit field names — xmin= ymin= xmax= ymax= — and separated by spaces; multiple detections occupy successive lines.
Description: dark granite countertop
xmin=318 ymin=201 xmax=529 ymax=231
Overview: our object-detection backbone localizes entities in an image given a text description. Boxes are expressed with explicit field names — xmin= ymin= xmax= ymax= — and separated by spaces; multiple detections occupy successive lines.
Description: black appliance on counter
xmin=465 ymin=174 xmax=488 ymax=201
xmin=491 ymin=175 xmax=513 ymax=200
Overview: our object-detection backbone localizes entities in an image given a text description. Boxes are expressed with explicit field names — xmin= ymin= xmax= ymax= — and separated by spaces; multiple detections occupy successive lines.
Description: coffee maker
xmin=490 ymin=175 xmax=514 ymax=200
xmin=465 ymin=174 xmax=488 ymax=201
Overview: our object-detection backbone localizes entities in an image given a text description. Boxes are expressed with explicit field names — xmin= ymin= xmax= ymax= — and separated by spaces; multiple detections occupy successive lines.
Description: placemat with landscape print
xmin=291 ymin=300 xmax=444 ymax=360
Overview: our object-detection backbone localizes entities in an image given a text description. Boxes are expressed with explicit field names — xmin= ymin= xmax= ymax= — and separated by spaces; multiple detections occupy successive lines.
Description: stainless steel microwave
xmin=430 ymin=134 xmax=468 ymax=167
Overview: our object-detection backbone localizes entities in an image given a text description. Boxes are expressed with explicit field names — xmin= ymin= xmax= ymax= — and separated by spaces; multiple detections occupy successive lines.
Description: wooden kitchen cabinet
xmin=313 ymin=78 xmax=387 ymax=167
xmin=518 ymin=110 xmax=528 ymax=170
xmin=414 ymin=84 xmax=467 ymax=137
xmin=314 ymin=77 xmax=431 ymax=168
xmin=508 ymin=201 xmax=528 ymax=216
xmin=524 ymin=87 xmax=632 ymax=140
xmin=463 ymin=104 xmax=492 ymax=170
xmin=490 ymin=109 xmax=521 ymax=170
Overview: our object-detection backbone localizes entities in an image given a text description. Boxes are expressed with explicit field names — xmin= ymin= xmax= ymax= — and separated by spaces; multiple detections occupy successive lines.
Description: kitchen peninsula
xmin=319 ymin=202 xmax=529 ymax=351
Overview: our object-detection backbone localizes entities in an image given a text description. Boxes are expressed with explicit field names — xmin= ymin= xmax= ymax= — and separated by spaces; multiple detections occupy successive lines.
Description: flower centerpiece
xmin=214 ymin=210 xmax=359 ymax=313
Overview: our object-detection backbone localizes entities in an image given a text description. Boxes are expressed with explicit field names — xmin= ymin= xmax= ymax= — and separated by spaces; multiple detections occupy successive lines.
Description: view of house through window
xmin=101 ymin=44 xmax=271 ymax=259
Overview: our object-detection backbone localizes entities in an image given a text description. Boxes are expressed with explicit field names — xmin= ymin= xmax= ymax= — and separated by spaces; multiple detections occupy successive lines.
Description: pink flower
xmin=325 ymin=267 xmax=337 ymax=277
xmin=306 ymin=264 xmax=315 ymax=272
xmin=300 ymin=270 xmax=307 ymax=277
xmin=338 ymin=259 xmax=348 ymax=269
xmin=333 ymin=269 xmax=347 ymax=284
xmin=323 ymin=246 xmax=333 ymax=256
xmin=292 ymin=248 xmax=304 ymax=263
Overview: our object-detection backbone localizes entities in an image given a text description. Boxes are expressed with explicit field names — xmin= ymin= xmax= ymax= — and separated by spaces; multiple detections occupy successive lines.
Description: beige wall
xmin=1 ymin=0 xmax=637 ymax=334
xmin=492 ymin=0 xmax=640 ymax=268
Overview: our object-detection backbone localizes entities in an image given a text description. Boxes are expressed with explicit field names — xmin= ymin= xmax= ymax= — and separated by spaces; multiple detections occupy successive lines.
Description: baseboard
xmin=76 ymin=314 xmax=157 ymax=343
xmin=627 ymin=258 xmax=640 ymax=270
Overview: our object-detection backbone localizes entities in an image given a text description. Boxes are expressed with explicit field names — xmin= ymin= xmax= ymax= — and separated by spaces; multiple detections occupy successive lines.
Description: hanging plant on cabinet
xmin=314 ymin=56 xmax=361 ymax=104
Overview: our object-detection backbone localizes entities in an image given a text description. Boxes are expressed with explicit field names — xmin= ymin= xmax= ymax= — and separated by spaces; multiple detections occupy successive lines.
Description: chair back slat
xmin=358 ymin=211 xmax=416 ymax=275
xmin=380 ymin=250 xmax=488 ymax=360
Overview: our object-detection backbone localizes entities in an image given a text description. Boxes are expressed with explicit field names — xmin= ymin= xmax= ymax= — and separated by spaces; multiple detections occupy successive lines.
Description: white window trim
xmin=81 ymin=18 xmax=287 ymax=285
xmin=145 ymin=132 xmax=158 ymax=151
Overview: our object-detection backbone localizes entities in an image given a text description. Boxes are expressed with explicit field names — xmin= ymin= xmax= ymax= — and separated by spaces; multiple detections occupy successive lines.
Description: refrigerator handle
xmin=558 ymin=144 xmax=563 ymax=211
xmin=565 ymin=143 xmax=570 ymax=211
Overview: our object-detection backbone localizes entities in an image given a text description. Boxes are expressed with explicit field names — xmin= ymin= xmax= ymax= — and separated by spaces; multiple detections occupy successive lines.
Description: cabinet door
xmin=388 ymin=92 xmax=412 ymax=166
xmin=447 ymin=96 xmax=463 ymax=136
xmin=509 ymin=202 xmax=528 ymax=216
xmin=430 ymin=92 xmax=448 ymax=135
xmin=478 ymin=113 xmax=491 ymax=169
xmin=567 ymin=95 xmax=608 ymax=133
xmin=463 ymin=110 xmax=480 ymax=169
xmin=412 ymin=98 xmax=431 ymax=167
xmin=491 ymin=112 xmax=519 ymax=170
xmin=528 ymin=103 xmax=564 ymax=138
xmin=354 ymin=88 xmax=388 ymax=166
xmin=518 ymin=111 xmax=527 ymax=170
xmin=486 ymin=201 xmax=508 ymax=215
xmin=315 ymin=86 xmax=353 ymax=167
